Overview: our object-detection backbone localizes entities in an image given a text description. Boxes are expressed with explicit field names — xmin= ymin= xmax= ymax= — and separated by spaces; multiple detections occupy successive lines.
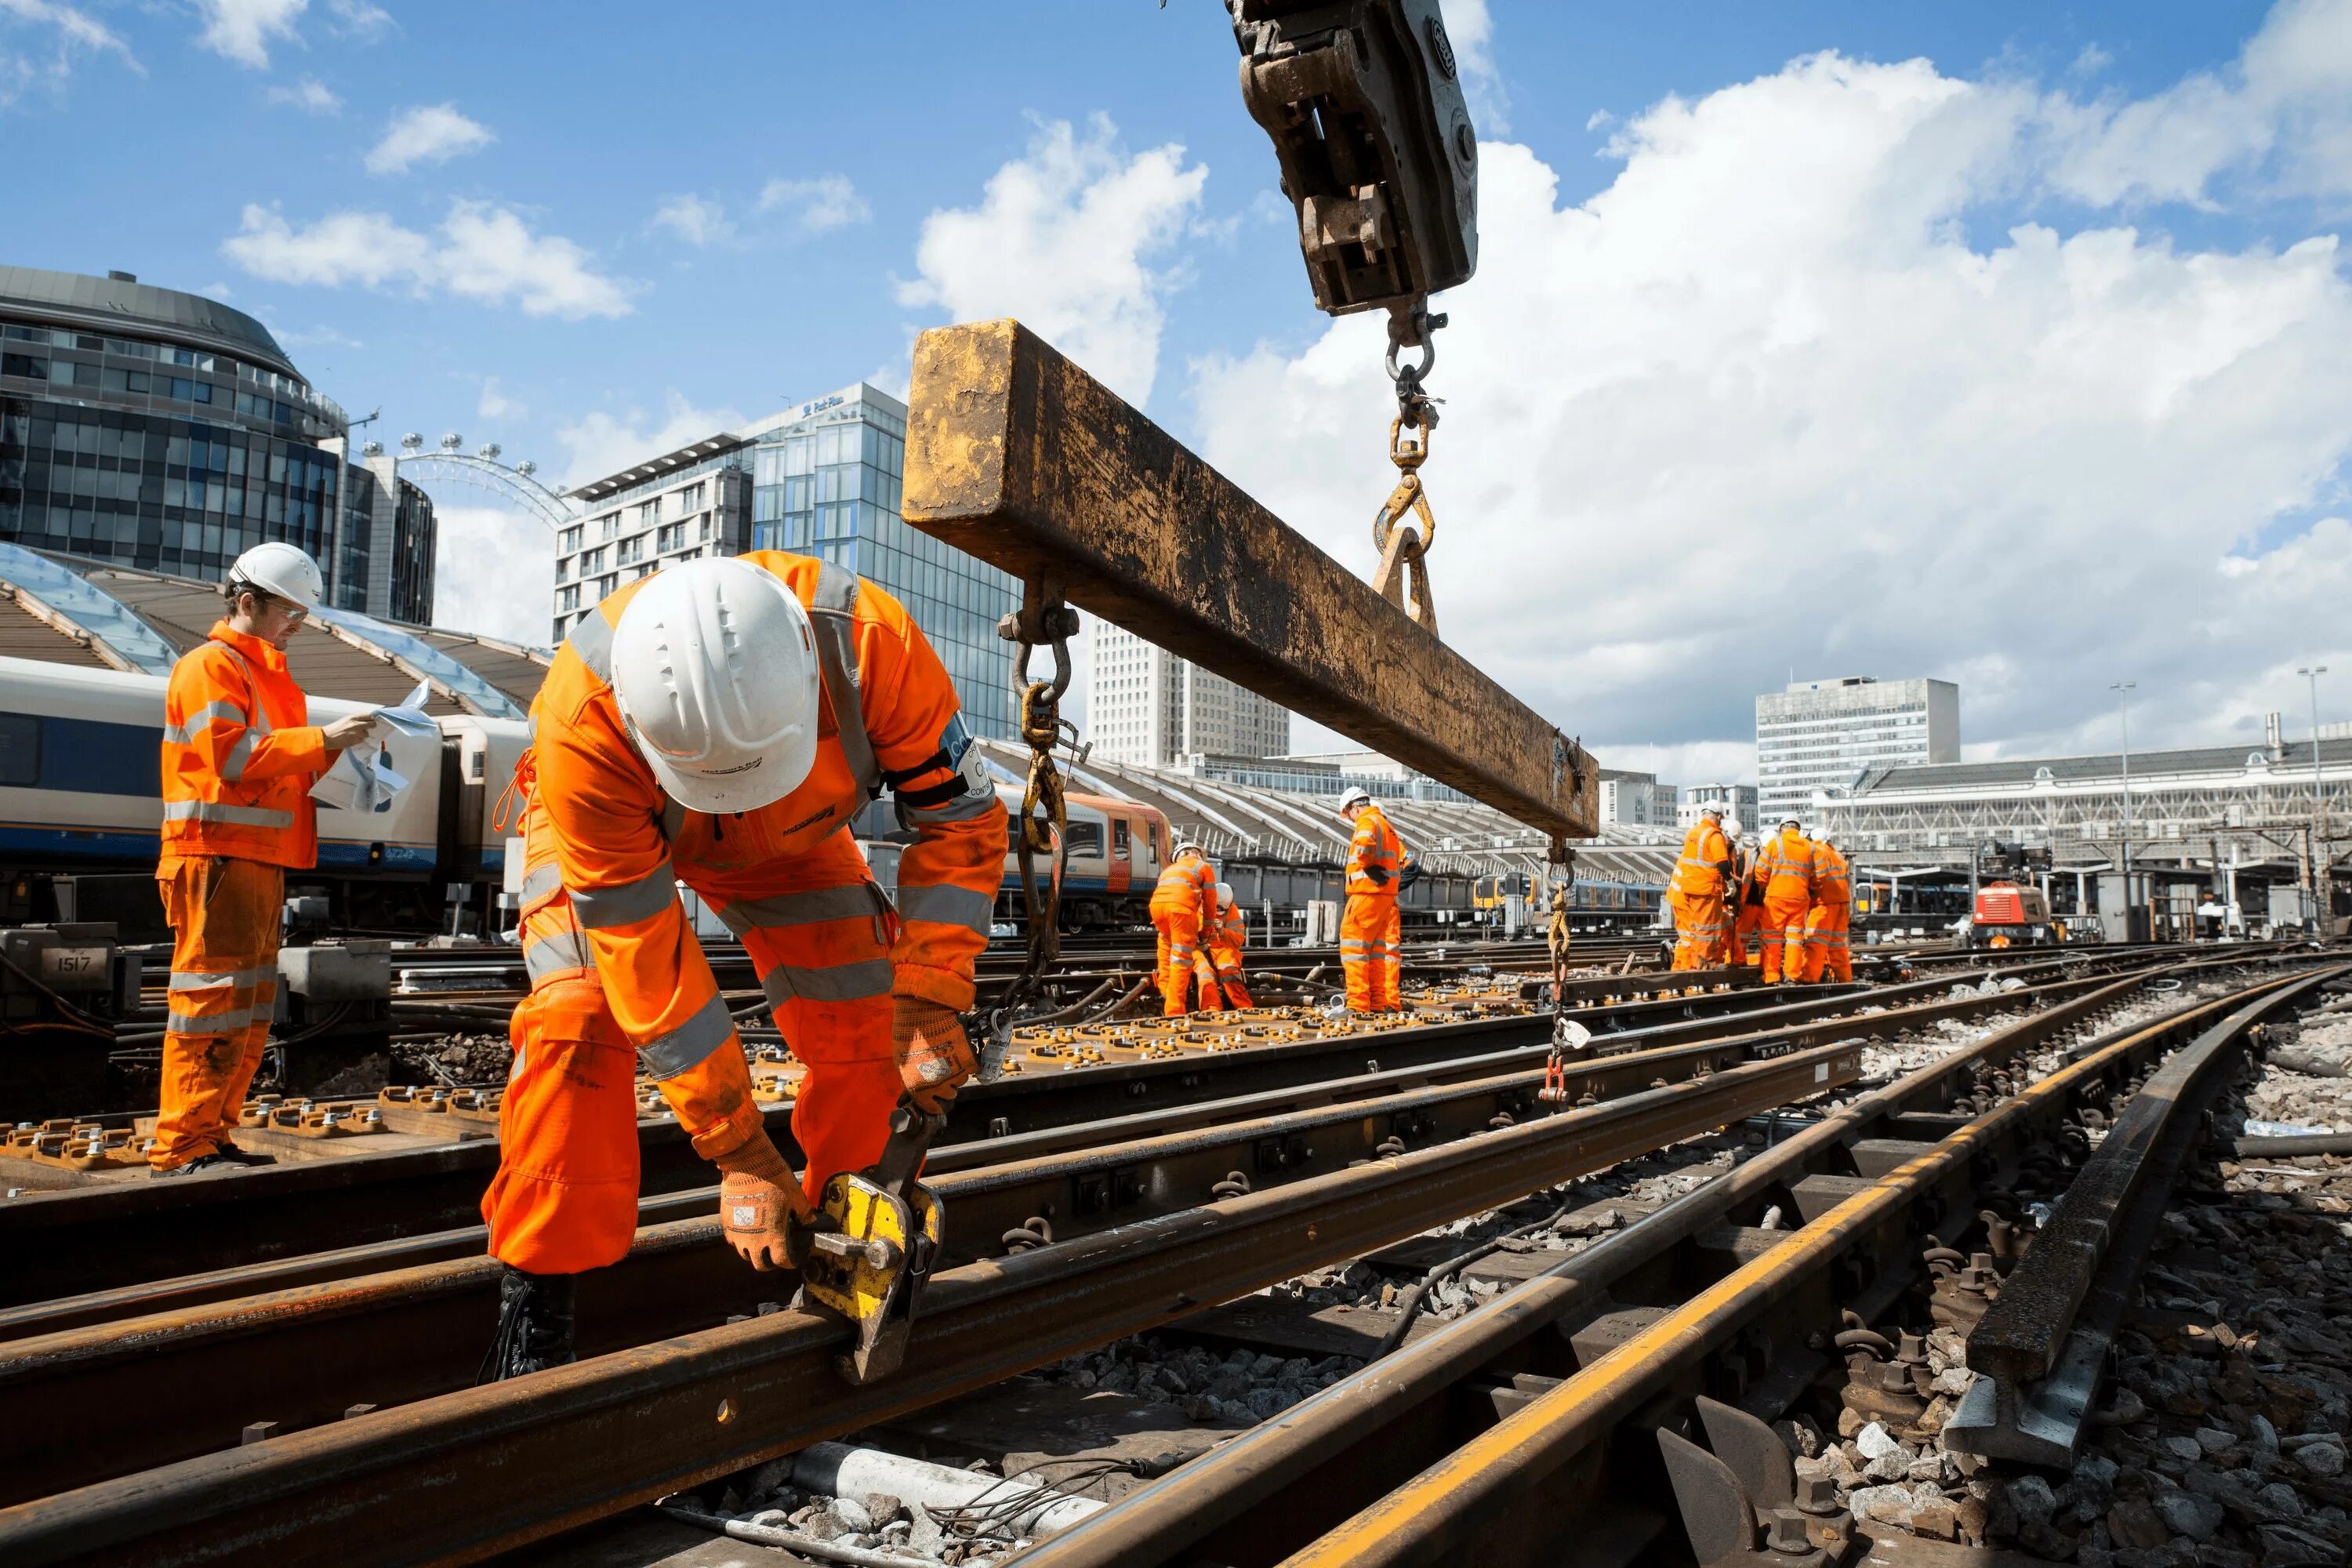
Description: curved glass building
xmin=0 ymin=265 xmax=432 ymax=619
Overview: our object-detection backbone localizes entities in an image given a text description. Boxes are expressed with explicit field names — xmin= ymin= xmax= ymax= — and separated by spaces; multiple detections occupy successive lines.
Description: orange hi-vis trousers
xmin=1341 ymin=894 xmax=1402 ymax=1012
xmin=1760 ymin=892 xmax=1812 ymax=984
xmin=1733 ymin=900 xmax=1764 ymax=967
xmin=151 ymin=856 xmax=281 ymax=1171
xmin=1154 ymin=907 xmax=1203 ymax=1015
xmin=483 ymin=829 xmax=901 ymax=1276
xmin=1803 ymin=907 xmax=1853 ymax=984
xmin=1669 ymin=889 xmax=1727 ymax=971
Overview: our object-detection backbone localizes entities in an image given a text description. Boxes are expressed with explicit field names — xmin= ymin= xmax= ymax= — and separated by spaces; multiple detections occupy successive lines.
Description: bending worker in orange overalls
xmin=1754 ymin=816 xmax=1820 ymax=985
xmin=1668 ymin=802 xmax=1734 ymax=970
xmin=152 ymin=543 xmax=379 ymax=1176
xmin=1730 ymin=828 xmax=1766 ymax=969
xmin=1150 ymin=842 xmax=1215 ymax=1015
xmin=478 ymin=554 xmax=1007 ymax=1377
xmin=1803 ymin=833 xmax=1853 ymax=983
xmin=1204 ymin=882 xmax=1254 ymax=1009
xmin=1339 ymin=787 xmax=1408 ymax=1014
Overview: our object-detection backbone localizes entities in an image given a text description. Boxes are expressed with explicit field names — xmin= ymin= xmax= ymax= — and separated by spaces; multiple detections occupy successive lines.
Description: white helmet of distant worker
xmin=226 ymin=541 xmax=325 ymax=612
xmin=1700 ymin=800 xmax=1724 ymax=819
xmin=1339 ymin=786 xmax=1373 ymax=816
xmin=609 ymin=558 xmax=822 ymax=815
xmin=1722 ymin=817 xmax=1743 ymax=841
xmin=1216 ymin=881 xmax=1235 ymax=910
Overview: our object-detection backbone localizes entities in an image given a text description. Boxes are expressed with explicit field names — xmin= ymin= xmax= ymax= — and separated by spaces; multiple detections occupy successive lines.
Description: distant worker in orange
xmin=1339 ymin=787 xmax=1410 ymax=1013
xmin=478 ymin=554 xmax=1006 ymax=1377
xmin=152 ymin=543 xmax=380 ymax=1176
xmin=1754 ymin=816 xmax=1820 ymax=985
xmin=1150 ymin=840 xmax=1216 ymax=1015
xmin=1731 ymin=839 xmax=1767 ymax=971
xmin=1668 ymin=803 xmax=1735 ymax=970
xmin=1206 ymin=882 xmax=1254 ymax=1009
xmin=1804 ymin=833 xmax=1853 ymax=983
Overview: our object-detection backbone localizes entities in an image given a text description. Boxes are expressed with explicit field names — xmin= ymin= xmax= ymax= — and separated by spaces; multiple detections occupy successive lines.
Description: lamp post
xmin=2300 ymin=665 xmax=2329 ymax=933
xmin=2111 ymin=682 xmax=2136 ymax=936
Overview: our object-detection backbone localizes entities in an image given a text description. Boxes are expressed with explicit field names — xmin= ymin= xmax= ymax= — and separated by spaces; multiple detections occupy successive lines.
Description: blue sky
xmin=6 ymin=0 xmax=2348 ymax=782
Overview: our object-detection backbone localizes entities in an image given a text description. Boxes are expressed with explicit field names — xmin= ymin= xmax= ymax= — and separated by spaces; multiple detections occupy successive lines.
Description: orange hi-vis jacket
xmin=1345 ymin=804 xmax=1403 ymax=898
xmin=1150 ymin=854 xmax=1216 ymax=925
xmin=1209 ymin=904 xmax=1247 ymax=970
xmin=528 ymin=551 xmax=1008 ymax=1161
xmin=159 ymin=621 xmax=328 ymax=870
xmin=1671 ymin=819 xmax=1733 ymax=898
xmin=1756 ymin=828 xmax=1819 ymax=905
xmin=1811 ymin=843 xmax=1851 ymax=913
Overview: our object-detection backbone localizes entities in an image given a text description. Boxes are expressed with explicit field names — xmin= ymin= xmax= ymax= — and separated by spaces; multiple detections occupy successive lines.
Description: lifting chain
xmin=1540 ymin=842 xmax=1588 ymax=1105
xmin=1371 ymin=307 xmax=1446 ymax=634
xmin=983 ymin=581 xmax=1080 ymax=1079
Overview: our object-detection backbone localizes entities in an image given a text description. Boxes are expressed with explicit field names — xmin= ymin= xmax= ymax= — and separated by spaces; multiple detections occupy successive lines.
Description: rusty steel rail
xmin=901 ymin=319 xmax=1595 ymax=837
xmin=1014 ymin=961 xmax=2298 ymax=1567
xmin=1945 ymin=967 xmax=2347 ymax=1465
xmin=0 ymin=1037 xmax=1875 ymax=1566
xmin=1250 ymin=965 xmax=2342 ymax=1568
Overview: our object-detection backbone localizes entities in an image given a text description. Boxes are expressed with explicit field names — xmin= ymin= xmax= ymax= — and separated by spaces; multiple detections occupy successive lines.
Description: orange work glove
xmin=712 ymin=1131 xmax=815 ymax=1272
xmin=892 ymin=996 xmax=976 ymax=1116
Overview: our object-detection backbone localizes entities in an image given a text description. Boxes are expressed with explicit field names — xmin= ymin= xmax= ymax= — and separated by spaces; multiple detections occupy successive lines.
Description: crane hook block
xmin=1227 ymin=0 xmax=1479 ymax=323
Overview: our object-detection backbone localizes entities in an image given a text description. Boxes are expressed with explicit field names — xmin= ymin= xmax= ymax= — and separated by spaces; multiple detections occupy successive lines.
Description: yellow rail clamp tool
xmin=795 ymin=1103 xmax=946 ymax=1385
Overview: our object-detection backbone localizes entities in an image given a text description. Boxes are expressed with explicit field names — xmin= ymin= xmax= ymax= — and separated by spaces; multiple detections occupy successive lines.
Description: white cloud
xmin=265 ymin=74 xmax=338 ymax=112
xmin=898 ymin=114 xmax=1208 ymax=408
xmin=0 ymin=0 xmax=139 ymax=103
xmin=476 ymin=375 xmax=522 ymax=420
xmin=651 ymin=192 xmax=732 ymax=246
xmin=194 ymin=0 xmax=305 ymax=69
xmin=430 ymin=505 xmax=555 ymax=648
xmin=364 ymin=103 xmax=493 ymax=175
xmin=325 ymin=0 xmax=389 ymax=39
xmin=555 ymin=392 xmax=742 ymax=488
xmin=223 ymin=199 xmax=636 ymax=318
xmin=757 ymin=173 xmax=870 ymax=235
xmin=198 ymin=280 xmax=232 ymax=299
xmin=1188 ymin=33 xmax=2352 ymax=772
xmin=1443 ymin=0 xmax=1509 ymax=136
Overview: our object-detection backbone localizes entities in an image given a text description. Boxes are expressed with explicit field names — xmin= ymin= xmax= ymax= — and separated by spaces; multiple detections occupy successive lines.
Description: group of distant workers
xmin=1668 ymin=804 xmax=1853 ymax=984
xmin=1149 ymin=786 xmax=1417 ymax=1015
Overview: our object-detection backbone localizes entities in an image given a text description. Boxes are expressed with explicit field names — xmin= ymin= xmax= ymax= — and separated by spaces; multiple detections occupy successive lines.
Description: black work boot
xmin=477 ymin=1265 xmax=578 ymax=1383
xmin=210 ymin=1142 xmax=278 ymax=1167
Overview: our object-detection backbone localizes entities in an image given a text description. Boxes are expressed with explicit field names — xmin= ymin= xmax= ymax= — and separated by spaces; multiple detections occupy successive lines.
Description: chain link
xmin=982 ymin=585 xmax=1079 ymax=1079
xmin=1372 ymin=307 xmax=1446 ymax=633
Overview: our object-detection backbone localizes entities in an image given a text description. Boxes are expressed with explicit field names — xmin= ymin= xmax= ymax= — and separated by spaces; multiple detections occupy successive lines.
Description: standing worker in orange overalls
xmin=1730 ymin=824 xmax=1766 ymax=969
xmin=477 ymin=554 xmax=1006 ymax=1377
xmin=1804 ymin=834 xmax=1854 ymax=983
xmin=1754 ymin=816 xmax=1820 ymax=985
xmin=151 ymin=543 xmax=380 ymax=1176
xmin=1205 ymin=882 xmax=1254 ymax=1009
xmin=1339 ymin=787 xmax=1407 ymax=1014
xmin=1150 ymin=842 xmax=1216 ymax=1015
xmin=1668 ymin=803 xmax=1735 ymax=970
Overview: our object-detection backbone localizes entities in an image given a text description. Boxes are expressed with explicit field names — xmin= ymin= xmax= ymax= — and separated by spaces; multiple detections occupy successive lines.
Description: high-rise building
xmin=0 ymin=265 xmax=430 ymax=615
xmin=1755 ymin=675 xmax=1958 ymax=824
xmin=1677 ymin=782 xmax=1759 ymax=830
xmin=1088 ymin=625 xmax=1290 ymax=767
xmin=550 ymin=382 xmax=1019 ymax=739
xmin=1598 ymin=769 xmax=1676 ymax=829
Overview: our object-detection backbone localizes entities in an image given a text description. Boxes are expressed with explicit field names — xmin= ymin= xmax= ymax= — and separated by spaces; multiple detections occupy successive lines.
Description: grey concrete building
xmin=1756 ymin=675 xmax=1959 ymax=824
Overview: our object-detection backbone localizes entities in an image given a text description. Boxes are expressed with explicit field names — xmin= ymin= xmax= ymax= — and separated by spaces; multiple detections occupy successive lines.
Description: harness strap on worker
xmin=808 ymin=561 xmax=882 ymax=803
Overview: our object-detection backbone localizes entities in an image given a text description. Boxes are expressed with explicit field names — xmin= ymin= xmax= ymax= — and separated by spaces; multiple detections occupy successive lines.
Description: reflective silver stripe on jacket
xmin=569 ymin=859 xmax=678 ymax=929
xmin=717 ymin=884 xmax=886 ymax=935
xmin=568 ymin=609 xmax=616 ymax=684
xmin=896 ymin=880 xmax=993 ymax=936
xmin=810 ymin=561 xmax=881 ymax=801
xmin=521 ymin=862 xmax=562 ymax=906
xmin=209 ymin=643 xmax=276 ymax=735
xmin=162 ymin=800 xmax=296 ymax=829
xmin=169 ymin=965 xmax=275 ymax=993
xmin=760 ymin=956 xmax=894 ymax=1006
xmin=219 ymin=731 xmax=260 ymax=782
xmin=902 ymin=789 xmax=1000 ymax=826
xmin=524 ymin=929 xmax=595 ymax=984
xmin=639 ymin=992 xmax=736 ymax=1080
xmin=168 ymin=1003 xmax=263 ymax=1035
xmin=162 ymin=700 xmax=250 ymax=745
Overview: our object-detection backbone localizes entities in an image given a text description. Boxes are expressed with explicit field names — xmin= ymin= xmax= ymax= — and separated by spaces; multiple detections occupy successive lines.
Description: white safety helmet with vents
xmin=1216 ymin=881 xmax=1235 ymax=910
xmin=1722 ymin=818 xmax=1744 ymax=840
xmin=609 ymin=559 xmax=822 ymax=815
xmin=1700 ymin=800 xmax=1725 ymax=818
xmin=227 ymin=541 xmax=325 ymax=611
xmin=1338 ymin=786 xmax=1374 ymax=815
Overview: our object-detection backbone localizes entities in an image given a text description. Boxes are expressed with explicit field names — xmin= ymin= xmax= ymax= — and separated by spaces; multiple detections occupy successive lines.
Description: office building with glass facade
xmin=0 ymin=265 xmax=434 ymax=619
xmin=551 ymin=382 xmax=1019 ymax=739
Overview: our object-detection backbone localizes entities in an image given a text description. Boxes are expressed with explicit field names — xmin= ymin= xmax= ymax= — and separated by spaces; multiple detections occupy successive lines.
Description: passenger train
xmin=0 ymin=657 xmax=1657 ymax=939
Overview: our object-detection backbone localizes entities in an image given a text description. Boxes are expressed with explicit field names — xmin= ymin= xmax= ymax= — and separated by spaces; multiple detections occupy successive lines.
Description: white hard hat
xmin=609 ymin=559 xmax=821 ymax=815
xmin=1722 ymin=818 xmax=1743 ymax=840
xmin=1174 ymin=839 xmax=1204 ymax=858
xmin=1780 ymin=815 xmax=1802 ymax=830
xmin=1339 ymin=786 xmax=1373 ymax=814
xmin=1700 ymin=800 xmax=1724 ymax=818
xmin=227 ymin=541 xmax=324 ymax=611
xmin=1216 ymin=881 xmax=1234 ymax=909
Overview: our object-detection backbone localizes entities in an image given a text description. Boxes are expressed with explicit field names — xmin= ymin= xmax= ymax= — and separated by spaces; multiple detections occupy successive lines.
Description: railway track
xmin=0 ymin=945 xmax=2325 ymax=1565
